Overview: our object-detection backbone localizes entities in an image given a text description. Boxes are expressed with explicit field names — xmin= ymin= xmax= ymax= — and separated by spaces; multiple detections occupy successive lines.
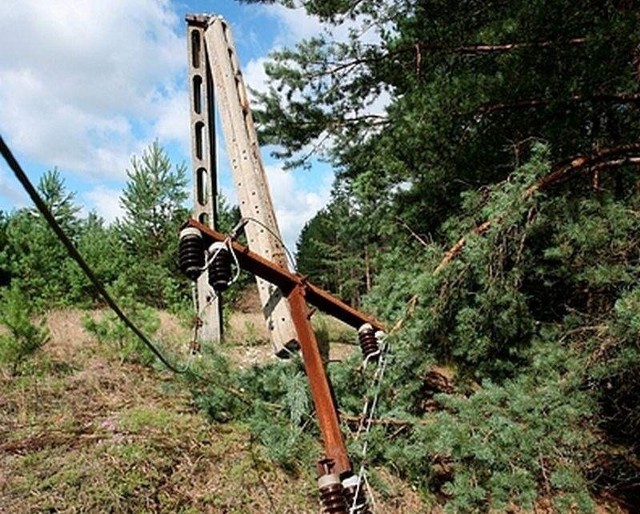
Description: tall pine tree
xmin=116 ymin=141 xmax=189 ymax=307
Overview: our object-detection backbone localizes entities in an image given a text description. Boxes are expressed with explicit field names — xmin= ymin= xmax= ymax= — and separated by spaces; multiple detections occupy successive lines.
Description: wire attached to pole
xmin=241 ymin=216 xmax=297 ymax=271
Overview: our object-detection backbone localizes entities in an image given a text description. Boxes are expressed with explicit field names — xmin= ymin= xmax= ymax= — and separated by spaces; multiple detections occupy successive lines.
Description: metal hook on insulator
xmin=358 ymin=323 xmax=380 ymax=362
xmin=342 ymin=475 xmax=371 ymax=514
xmin=178 ymin=227 xmax=205 ymax=280
xmin=316 ymin=458 xmax=348 ymax=514
xmin=207 ymin=242 xmax=233 ymax=292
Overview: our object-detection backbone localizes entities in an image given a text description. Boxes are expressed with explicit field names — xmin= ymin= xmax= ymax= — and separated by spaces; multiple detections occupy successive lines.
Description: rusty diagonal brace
xmin=187 ymin=218 xmax=385 ymax=475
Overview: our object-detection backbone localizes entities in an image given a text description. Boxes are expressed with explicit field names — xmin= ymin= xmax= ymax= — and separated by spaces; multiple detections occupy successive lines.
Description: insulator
xmin=342 ymin=475 xmax=371 ymax=514
xmin=358 ymin=323 xmax=380 ymax=361
xmin=208 ymin=242 xmax=233 ymax=292
xmin=179 ymin=227 xmax=205 ymax=280
xmin=318 ymin=473 xmax=348 ymax=514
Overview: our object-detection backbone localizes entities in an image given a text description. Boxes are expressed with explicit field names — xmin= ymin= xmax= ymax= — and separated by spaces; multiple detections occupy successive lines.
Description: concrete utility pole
xmin=183 ymin=16 xmax=385 ymax=511
xmin=187 ymin=15 xmax=222 ymax=342
xmin=186 ymin=14 xmax=298 ymax=355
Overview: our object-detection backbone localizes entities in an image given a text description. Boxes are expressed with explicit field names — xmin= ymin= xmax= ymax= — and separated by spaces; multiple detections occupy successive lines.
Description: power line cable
xmin=241 ymin=216 xmax=297 ymax=271
xmin=0 ymin=134 xmax=185 ymax=374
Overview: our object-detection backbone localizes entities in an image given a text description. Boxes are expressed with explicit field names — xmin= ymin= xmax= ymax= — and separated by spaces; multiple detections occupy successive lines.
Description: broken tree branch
xmin=434 ymin=144 xmax=640 ymax=274
xmin=476 ymin=93 xmax=640 ymax=117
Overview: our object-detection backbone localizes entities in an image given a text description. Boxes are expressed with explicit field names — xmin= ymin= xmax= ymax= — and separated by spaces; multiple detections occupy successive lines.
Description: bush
xmin=83 ymin=297 xmax=160 ymax=366
xmin=0 ymin=286 xmax=49 ymax=374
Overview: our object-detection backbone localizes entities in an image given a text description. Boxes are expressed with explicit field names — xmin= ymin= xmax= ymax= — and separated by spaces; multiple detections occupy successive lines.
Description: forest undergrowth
xmin=0 ymin=308 xmax=423 ymax=513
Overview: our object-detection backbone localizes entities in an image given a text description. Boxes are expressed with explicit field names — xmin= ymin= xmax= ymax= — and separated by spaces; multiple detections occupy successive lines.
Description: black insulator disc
xmin=209 ymin=246 xmax=233 ymax=292
xmin=179 ymin=229 xmax=205 ymax=281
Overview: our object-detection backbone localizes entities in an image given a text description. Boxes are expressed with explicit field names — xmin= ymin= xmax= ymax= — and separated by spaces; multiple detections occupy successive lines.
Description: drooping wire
xmin=351 ymin=334 xmax=391 ymax=513
xmin=241 ymin=216 xmax=297 ymax=271
xmin=0 ymin=134 xmax=186 ymax=374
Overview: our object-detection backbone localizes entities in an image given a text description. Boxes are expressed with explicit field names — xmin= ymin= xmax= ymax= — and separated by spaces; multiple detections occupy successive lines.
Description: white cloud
xmin=267 ymin=4 xmax=326 ymax=44
xmin=243 ymin=57 xmax=270 ymax=99
xmin=82 ymin=186 xmax=124 ymax=224
xmin=153 ymin=89 xmax=190 ymax=151
xmin=0 ymin=169 xmax=28 ymax=208
xmin=264 ymin=2 xmax=384 ymax=47
xmin=264 ymin=164 xmax=332 ymax=252
xmin=0 ymin=0 xmax=185 ymax=179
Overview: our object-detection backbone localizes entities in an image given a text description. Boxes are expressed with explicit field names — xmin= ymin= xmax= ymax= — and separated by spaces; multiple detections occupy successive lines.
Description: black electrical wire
xmin=0 ymin=134 xmax=185 ymax=374
xmin=241 ymin=216 xmax=297 ymax=271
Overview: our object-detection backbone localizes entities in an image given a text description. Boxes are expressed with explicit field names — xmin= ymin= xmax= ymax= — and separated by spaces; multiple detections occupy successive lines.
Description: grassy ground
xmin=0 ymin=309 xmax=424 ymax=513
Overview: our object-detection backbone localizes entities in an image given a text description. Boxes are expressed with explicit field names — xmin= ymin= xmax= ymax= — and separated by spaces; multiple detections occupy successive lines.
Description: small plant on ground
xmin=0 ymin=286 xmax=49 ymax=374
xmin=83 ymin=296 xmax=160 ymax=366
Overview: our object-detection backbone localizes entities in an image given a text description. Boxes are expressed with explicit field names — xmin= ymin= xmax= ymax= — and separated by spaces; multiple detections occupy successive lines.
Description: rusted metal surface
xmin=186 ymin=219 xmax=386 ymax=332
xmin=186 ymin=218 xmax=387 ymax=476
xmin=288 ymin=286 xmax=351 ymax=474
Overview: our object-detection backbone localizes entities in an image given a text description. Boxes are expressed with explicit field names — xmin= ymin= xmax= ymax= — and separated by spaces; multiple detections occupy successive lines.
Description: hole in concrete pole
xmin=191 ymin=31 xmax=201 ymax=68
xmin=197 ymin=168 xmax=208 ymax=206
xmin=199 ymin=213 xmax=209 ymax=226
xmin=193 ymin=75 xmax=203 ymax=114
xmin=195 ymin=122 xmax=204 ymax=160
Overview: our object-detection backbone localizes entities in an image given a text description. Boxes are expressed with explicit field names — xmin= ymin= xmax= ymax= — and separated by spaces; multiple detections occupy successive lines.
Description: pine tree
xmin=116 ymin=141 xmax=189 ymax=307
xmin=240 ymin=1 xmax=640 ymax=508
xmin=251 ymin=0 xmax=640 ymax=235
xmin=0 ymin=169 xmax=82 ymax=306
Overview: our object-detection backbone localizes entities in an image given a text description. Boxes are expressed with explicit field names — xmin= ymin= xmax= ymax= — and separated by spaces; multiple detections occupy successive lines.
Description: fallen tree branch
xmin=434 ymin=220 xmax=492 ymax=274
xmin=434 ymin=144 xmax=640 ymax=274
xmin=341 ymin=413 xmax=432 ymax=428
xmin=476 ymin=93 xmax=640 ymax=117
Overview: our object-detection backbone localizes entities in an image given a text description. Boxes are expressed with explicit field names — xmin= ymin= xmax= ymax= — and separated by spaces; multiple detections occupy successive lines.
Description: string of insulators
xmin=318 ymin=473 xmax=348 ymax=514
xmin=179 ymin=227 xmax=205 ymax=280
xmin=342 ymin=475 xmax=371 ymax=514
xmin=357 ymin=323 xmax=380 ymax=361
xmin=207 ymin=242 xmax=233 ymax=292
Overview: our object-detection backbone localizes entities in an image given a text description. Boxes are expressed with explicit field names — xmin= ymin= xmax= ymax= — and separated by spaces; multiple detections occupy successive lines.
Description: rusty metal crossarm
xmin=186 ymin=217 xmax=387 ymax=476
xmin=186 ymin=218 xmax=386 ymax=333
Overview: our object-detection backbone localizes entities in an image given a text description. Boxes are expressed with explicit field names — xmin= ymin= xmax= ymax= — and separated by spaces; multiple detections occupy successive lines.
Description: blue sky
xmin=0 ymin=0 xmax=336 ymax=251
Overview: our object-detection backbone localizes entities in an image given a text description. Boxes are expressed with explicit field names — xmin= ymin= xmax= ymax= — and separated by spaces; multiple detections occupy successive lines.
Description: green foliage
xmin=0 ymin=141 xmax=207 ymax=314
xmin=256 ymin=0 xmax=639 ymax=224
xmin=0 ymin=170 xmax=83 ymax=307
xmin=65 ymin=213 xmax=131 ymax=307
xmin=82 ymin=298 xmax=160 ymax=366
xmin=190 ymin=353 xmax=318 ymax=473
xmin=255 ymin=3 xmax=640 ymax=496
xmin=0 ymin=286 xmax=49 ymax=374
xmin=304 ymin=143 xmax=640 ymax=508
xmin=0 ymin=210 xmax=10 ymax=287
xmin=296 ymin=186 xmax=377 ymax=305
xmin=116 ymin=141 xmax=190 ymax=309
xmin=387 ymin=365 xmax=596 ymax=512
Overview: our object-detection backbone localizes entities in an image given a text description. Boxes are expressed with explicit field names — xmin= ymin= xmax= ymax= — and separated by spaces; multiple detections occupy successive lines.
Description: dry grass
xmin=0 ymin=308 xmax=426 ymax=513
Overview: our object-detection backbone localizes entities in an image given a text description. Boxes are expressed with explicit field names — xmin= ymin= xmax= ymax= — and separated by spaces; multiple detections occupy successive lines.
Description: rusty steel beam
xmin=186 ymin=217 xmax=386 ymax=475
xmin=287 ymin=286 xmax=351 ymax=474
xmin=187 ymin=219 xmax=386 ymax=332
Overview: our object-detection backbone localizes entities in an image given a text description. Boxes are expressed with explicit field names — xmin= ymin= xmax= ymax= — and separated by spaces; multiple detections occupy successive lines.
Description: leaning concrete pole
xmin=203 ymin=16 xmax=298 ymax=355
xmin=186 ymin=15 xmax=222 ymax=343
